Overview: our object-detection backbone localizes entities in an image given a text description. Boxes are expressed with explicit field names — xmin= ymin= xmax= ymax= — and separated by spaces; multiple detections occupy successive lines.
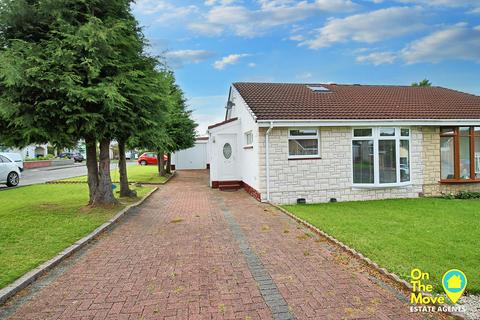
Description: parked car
xmin=73 ymin=153 xmax=84 ymax=163
xmin=137 ymin=152 xmax=168 ymax=166
xmin=0 ymin=152 xmax=23 ymax=172
xmin=58 ymin=152 xmax=73 ymax=159
xmin=0 ymin=154 xmax=21 ymax=187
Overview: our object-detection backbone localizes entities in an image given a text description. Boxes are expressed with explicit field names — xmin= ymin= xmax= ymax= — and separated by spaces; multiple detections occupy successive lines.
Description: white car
xmin=0 ymin=152 xmax=23 ymax=171
xmin=0 ymin=154 xmax=21 ymax=187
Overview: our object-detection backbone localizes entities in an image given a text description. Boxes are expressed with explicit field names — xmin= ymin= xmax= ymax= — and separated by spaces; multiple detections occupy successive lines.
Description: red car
xmin=137 ymin=152 xmax=168 ymax=166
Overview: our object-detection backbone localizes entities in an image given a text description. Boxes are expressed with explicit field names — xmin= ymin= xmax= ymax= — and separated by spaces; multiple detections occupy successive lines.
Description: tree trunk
xmin=118 ymin=140 xmax=136 ymax=198
xmin=166 ymin=152 xmax=171 ymax=174
xmin=92 ymin=139 xmax=118 ymax=206
xmin=157 ymin=151 xmax=166 ymax=176
xmin=85 ymin=136 xmax=99 ymax=205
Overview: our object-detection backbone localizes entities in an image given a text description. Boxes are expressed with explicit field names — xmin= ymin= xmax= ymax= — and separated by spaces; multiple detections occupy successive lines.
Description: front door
xmin=218 ymin=134 xmax=237 ymax=180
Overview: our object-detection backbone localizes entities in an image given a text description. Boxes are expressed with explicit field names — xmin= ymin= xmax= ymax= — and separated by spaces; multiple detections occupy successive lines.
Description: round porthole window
xmin=223 ymin=143 xmax=232 ymax=159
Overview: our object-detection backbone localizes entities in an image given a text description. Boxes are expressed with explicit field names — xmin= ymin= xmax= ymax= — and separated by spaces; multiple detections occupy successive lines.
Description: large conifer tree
xmin=0 ymin=0 xmax=154 ymax=205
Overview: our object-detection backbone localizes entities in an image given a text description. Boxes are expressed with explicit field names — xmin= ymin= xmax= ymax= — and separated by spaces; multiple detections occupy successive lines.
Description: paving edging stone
xmin=0 ymin=187 xmax=159 ymax=306
xmin=161 ymin=171 xmax=176 ymax=184
xmin=271 ymin=204 xmax=465 ymax=320
xmin=46 ymin=171 xmax=176 ymax=185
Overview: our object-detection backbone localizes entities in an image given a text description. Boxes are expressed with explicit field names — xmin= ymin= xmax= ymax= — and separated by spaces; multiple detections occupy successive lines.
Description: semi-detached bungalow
xmin=207 ymin=82 xmax=480 ymax=204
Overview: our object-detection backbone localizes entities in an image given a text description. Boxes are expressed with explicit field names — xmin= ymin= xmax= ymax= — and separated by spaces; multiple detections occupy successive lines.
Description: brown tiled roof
xmin=232 ymin=82 xmax=480 ymax=120
xmin=208 ymin=117 xmax=238 ymax=129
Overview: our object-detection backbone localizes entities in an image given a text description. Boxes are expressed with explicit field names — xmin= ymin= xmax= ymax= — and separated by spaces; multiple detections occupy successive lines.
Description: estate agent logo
xmin=409 ymin=268 xmax=467 ymax=314
xmin=442 ymin=269 xmax=467 ymax=304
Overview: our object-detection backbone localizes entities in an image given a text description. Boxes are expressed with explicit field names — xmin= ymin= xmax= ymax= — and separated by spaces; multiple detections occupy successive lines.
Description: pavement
xmin=0 ymin=170 xmax=427 ymax=319
xmin=0 ymin=162 xmax=135 ymax=190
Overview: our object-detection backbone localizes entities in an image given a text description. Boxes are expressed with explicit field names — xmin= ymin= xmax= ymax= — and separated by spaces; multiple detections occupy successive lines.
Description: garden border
xmin=46 ymin=171 xmax=176 ymax=185
xmin=271 ymin=204 xmax=465 ymax=320
xmin=0 ymin=187 xmax=158 ymax=306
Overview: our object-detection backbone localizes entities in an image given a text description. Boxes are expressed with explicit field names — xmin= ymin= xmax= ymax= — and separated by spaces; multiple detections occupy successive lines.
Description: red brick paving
xmin=4 ymin=170 xmax=427 ymax=320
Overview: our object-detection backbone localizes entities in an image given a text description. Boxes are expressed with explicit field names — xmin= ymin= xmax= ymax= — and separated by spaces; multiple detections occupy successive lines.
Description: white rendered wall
xmin=227 ymin=87 xmax=259 ymax=190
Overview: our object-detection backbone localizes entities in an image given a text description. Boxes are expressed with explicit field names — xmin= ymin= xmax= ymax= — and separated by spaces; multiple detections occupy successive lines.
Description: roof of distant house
xmin=232 ymin=82 xmax=480 ymax=120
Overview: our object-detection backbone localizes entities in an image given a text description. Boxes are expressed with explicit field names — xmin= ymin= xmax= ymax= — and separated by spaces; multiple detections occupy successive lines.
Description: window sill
xmin=243 ymin=145 xmax=253 ymax=149
xmin=288 ymin=157 xmax=322 ymax=161
xmin=440 ymin=179 xmax=480 ymax=184
xmin=352 ymin=182 xmax=412 ymax=189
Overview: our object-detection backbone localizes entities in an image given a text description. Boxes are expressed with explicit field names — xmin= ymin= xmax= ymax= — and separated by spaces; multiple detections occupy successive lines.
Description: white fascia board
xmin=257 ymin=119 xmax=480 ymax=127
xmin=207 ymin=119 xmax=240 ymax=133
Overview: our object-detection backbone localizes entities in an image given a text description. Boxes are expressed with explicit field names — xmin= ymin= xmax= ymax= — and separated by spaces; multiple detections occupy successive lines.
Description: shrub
xmin=455 ymin=190 xmax=480 ymax=199
xmin=25 ymin=154 xmax=55 ymax=161
xmin=443 ymin=191 xmax=480 ymax=199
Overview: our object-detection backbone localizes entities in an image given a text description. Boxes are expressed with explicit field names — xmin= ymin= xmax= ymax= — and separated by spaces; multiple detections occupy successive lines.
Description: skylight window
xmin=307 ymin=85 xmax=330 ymax=93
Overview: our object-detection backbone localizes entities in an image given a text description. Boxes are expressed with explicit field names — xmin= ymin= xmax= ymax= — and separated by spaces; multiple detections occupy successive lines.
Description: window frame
xmin=244 ymin=131 xmax=253 ymax=147
xmin=287 ymin=128 xmax=320 ymax=159
xmin=440 ymin=127 xmax=480 ymax=183
xmin=352 ymin=127 xmax=411 ymax=188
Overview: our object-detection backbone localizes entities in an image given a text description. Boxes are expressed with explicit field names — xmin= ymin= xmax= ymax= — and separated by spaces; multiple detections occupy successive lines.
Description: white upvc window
xmin=288 ymin=128 xmax=320 ymax=159
xmin=352 ymin=127 xmax=411 ymax=187
xmin=244 ymin=131 xmax=253 ymax=146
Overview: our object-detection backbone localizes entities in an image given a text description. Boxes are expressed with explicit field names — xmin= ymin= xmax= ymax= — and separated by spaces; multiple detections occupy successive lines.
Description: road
xmin=1 ymin=162 xmax=134 ymax=190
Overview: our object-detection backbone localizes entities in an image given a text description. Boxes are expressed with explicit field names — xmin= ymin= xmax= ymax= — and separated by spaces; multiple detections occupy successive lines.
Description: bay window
xmin=440 ymin=127 xmax=480 ymax=181
xmin=352 ymin=128 xmax=410 ymax=186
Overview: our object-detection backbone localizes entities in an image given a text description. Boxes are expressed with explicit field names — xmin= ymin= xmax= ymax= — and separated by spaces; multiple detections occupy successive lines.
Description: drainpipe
xmin=265 ymin=121 xmax=274 ymax=202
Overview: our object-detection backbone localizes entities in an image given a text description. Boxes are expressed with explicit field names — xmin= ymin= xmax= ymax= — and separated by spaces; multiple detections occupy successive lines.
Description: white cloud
xmin=132 ymin=0 xmax=198 ymax=25
xmin=187 ymin=95 xmax=227 ymax=135
xmin=132 ymin=0 xmax=172 ymax=15
xmin=355 ymin=24 xmax=480 ymax=65
xmin=165 ymin=50 xmax=215 ymax=68
xmin=204 ymin=0 xmax=237 ymax=6
xmin=289 ymin=34 xmax=306 ymax=41
xmin=156 ymin=5 xmax=197 ymax=23
xmin=248 ymin=62 xmax=257 ymax=68
xmin=194 ymin=113 xmax=224 ymax=135
xmin=356 ymin=51 xmax=397 ymax=65
xmin=401 ymin=24 xmax=480 ymax=63
xmin=299 ymin=7 xmax=425 ymax=48
xmin=296 ymin=72 xmax=313 ymax=80
xmin=213 ymin=54 xmax=250 ymax=70
xmin=469 ymin=7 xmax=480 ymax=14
xmin=189 ymin=0 xmax=358 ymax=37
xmin=398 ymin=0 xmax=479 ymax=7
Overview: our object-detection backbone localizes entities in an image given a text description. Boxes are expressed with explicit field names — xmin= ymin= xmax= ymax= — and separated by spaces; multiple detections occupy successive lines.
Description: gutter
xmin=265 ymin=121 xmax=274 ymax=202
xmin=256 ymin=119 xmax=480 ymax=127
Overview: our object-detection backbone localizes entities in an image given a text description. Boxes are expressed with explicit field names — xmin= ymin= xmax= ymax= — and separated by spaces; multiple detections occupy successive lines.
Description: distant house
xmin=0 ymin=144 xmax=48 ymax=159
xmin=207 ymin=82 xmax=480 ymax=204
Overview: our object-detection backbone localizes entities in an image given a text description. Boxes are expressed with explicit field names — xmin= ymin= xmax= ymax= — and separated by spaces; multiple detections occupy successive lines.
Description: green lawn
xmin=0 ymin=183 xmax=152 ymax=289
xmin=62 ymin=165 xmax=168 ymax=184
xmin=282 ymin=198 xmax=480 ymax=294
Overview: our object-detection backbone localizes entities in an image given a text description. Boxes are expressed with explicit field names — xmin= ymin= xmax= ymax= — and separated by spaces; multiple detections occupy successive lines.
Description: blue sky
xmin=131 ymin=0 xmax=480 ymax=134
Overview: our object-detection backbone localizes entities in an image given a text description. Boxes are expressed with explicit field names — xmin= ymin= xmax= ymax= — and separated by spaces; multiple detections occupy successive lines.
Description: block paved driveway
xmin=3 ymin=170 xmax=428 ymax=320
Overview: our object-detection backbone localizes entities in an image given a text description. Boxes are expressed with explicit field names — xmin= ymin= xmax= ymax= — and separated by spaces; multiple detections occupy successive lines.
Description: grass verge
xmin=0 ymin=183 xmax=152 ymax=289
xmin=60 ymin=165 xmax=169 ymax=184
xmin=282 ymin=198 xmax=480 ymax=294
